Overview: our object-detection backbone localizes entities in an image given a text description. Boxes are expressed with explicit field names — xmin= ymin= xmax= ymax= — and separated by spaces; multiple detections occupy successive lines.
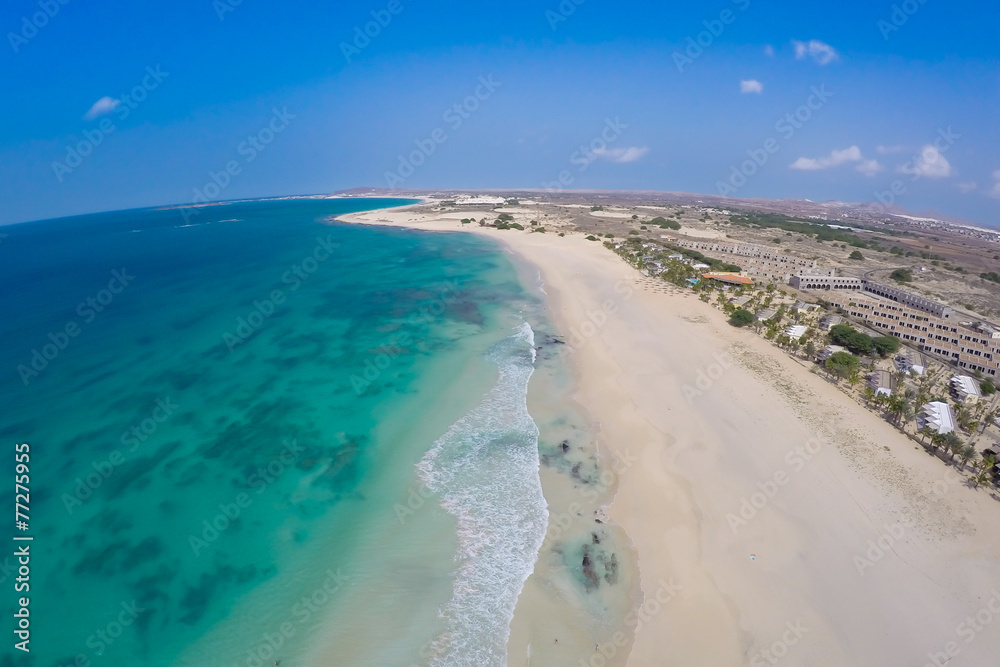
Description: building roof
xmin=867 ymin=369 xmax=894 ymax=396
xmin=951 ymin=375 xmax=981 ymax=399
xmin=918 ymin=401 xmax=956 ymax=434
xmin=819 ymin=314 xmax=845 ymax=330
xmin=785 ymin=324 xmax=808 ymax=339
xmin=703 ymin=273 xmax=754 ymax=285
xmin=817 ymin=344 xmax=846 ymax=360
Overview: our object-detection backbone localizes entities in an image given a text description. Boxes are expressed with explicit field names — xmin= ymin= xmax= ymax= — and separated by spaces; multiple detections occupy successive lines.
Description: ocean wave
xmin=417 ymin=322 xmax=548 ymax=667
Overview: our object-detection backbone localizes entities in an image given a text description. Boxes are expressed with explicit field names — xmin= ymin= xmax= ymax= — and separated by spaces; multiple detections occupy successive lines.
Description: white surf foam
xmin=417 ymin=322 xmax=548 ymax=666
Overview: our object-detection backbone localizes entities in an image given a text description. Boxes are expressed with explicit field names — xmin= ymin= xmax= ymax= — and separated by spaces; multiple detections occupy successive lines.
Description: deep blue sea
xmin=0 ymin=198 xmax=551 ymax=666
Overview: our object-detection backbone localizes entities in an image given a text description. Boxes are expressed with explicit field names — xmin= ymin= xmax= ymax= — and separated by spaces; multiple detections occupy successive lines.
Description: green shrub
xmin=730 ymin=309 xmax=754 ymax=327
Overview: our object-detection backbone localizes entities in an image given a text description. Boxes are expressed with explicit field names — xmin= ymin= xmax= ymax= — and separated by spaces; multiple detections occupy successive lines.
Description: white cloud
xmin=793 ymin=39 xmax=839 ymax=65
xmin=592 ymin=146 xmax=650 ymax=163
xmin=856 ymin=160 xmax=884 ymax=177
xmin=876 ymin=145 xmax=906 ymax=155
xmin=764 ymin=45 xmax=775 ymax=57
xmin=957 ymin=181 xmax=978 ymax=194
xmin=989 ymin=171 xmax=1000 ymax=198
xmin=740 ymin=79 xmax=764 ymax=94
xmin=897 ymin=145 xmax=952 ymax=178
xmin=790 ymin=145 xmax=863 ymax=171
xmin=84 ymin=96 xmax=121 ymax=121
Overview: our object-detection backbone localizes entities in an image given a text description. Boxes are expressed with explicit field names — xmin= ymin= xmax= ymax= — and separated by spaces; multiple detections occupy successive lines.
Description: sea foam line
xmin=417 ymin=322 xmax=548 ymax=666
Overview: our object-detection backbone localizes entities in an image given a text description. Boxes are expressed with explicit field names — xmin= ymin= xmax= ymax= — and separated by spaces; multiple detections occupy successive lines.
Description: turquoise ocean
xmin=0 ymin=198 xmax=559 ymax=666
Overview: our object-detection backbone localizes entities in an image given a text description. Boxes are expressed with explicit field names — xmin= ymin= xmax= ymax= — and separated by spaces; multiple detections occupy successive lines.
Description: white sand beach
xmin=339 ymin=205 xmax=1000 ymax=666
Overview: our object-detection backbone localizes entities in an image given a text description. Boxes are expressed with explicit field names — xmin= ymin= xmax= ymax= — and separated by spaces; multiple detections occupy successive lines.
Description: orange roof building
xmin=702 ymin=273 xmax=754 ymax=286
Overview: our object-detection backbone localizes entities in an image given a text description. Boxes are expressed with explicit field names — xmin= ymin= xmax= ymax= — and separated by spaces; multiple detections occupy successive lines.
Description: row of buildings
xmin=677 ymin=240 xmax=819 ymax=283
xmin=790 ymin=270 xmax=1000 ymax=378
xmin=635 ymin=236 xmax=1000 ymax=380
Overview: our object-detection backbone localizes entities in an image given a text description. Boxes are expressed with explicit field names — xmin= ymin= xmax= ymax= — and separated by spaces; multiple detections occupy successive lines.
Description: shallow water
xmin=0 ymin=198 xmax=562 ymax=666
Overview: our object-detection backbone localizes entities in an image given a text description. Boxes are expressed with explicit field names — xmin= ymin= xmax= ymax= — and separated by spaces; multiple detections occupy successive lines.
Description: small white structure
xmin=867 ymin=370 xmax=894 ymax=397
xmin=918 ymin=401 xmax=956 ymax=435
xmin=455 ymin=195 xmax=507 ymax=205
xmin=784 ymin=324 xmax=808 ymax=339
xmin=896 ymin=350 xmax=928 ymax=376
xmin=817 ymin=344 xmax=845 ymax=361
xmin=819 ymin=314 xmax=845 ymax=331
xmin=950 ymin=375 xmax=982 ymax=404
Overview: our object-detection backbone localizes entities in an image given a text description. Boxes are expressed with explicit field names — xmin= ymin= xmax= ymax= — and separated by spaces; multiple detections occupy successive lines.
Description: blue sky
xmin=2 ymin=0 xmax=999 ymax=225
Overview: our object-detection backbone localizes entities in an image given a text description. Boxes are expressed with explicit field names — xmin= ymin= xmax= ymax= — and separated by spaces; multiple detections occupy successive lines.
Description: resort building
xmin=789 ymin=274 xmax=865 ymax=291
xmin=896 ymin=349 xmax=929 ymax=376
xmin=678 ymin=240 xmax=818 ymax=283
xmin=918 ymin=401 xmax=956 ymax=435
xmin=817 ymin=344 xmax=846 ymax=362
xmin=867 ymin=369 xmax=896 ymax=397
xmin=756 ymin=307 xmax=778 ymax=322
xmin=819 ymin=314 xmax=845 ymax=331
xmin=784 ymin=324 xmax=808 ymax=339
xmin=702 ymin=273 xmax=754 ymax=287
xmin=950 ymin=375 xmax=982 ymax=404
xmin=798 ymin=279 xmax=1000 ymax=377
xmin=730 ymin=295 xmax=752 ymax=308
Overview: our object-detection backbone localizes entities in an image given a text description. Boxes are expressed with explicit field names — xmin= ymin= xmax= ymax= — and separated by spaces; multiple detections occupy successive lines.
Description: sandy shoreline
xmin=337 ymin=204 xmax=1000 ymax=666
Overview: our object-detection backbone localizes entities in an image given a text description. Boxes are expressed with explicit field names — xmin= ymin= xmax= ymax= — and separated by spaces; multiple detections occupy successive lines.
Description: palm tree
xmin=972 ymin=454 xmax=996 ymax=489
xmin=887 ymin=394 xmax=907 ymax=425
xmin=863 ymin=386 xmax=875 ymax=406
xmin=944 ymin=433 xmax=963 ymax=461
xmin=901 ymin=401 xmax=914 ymax=427
xmin=959 ymin=444 xmax=976 ymax=470
xmin=980 ymin=409 xmax=997 ymax=434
